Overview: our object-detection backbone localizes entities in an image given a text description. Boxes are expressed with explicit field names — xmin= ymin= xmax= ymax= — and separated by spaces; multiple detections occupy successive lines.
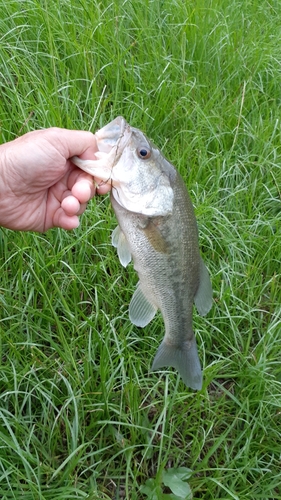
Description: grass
xmin=1 ymin=0 xmax=281 ymax=498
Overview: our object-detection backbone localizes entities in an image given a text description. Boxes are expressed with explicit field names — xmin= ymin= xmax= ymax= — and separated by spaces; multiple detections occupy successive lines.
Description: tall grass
xmin=1 ymin=0 xmax=281 ymax=498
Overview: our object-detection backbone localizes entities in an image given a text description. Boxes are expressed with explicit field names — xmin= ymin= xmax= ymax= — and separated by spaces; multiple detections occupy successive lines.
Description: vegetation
xmin=0 ymin=0 xmax=281 ymax=498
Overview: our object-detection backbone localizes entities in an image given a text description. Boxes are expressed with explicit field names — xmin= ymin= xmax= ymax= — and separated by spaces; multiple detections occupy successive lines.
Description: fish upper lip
xmin=95 ymin=116 xmax=129 ymax=152
xmin=95 ymin=117 xmax=131 ymax=168
xmin=110 ymin=119 xmax=130 ymax=157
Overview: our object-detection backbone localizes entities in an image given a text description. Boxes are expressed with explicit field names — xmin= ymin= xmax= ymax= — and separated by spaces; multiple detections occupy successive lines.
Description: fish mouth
xmin=71 ymin=116 xmax=130 ymax=183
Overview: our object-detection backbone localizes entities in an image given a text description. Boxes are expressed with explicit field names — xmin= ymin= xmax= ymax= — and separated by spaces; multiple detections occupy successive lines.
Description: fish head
xmin=98 ymin=118 xmax=175 ymax=216
xmin=72 ymin=116 xmax=175 ymax=216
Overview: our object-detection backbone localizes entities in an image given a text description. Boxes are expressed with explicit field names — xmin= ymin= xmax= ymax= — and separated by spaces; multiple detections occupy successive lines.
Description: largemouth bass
xmin=72 ymin=117 xmax=212 ymax=390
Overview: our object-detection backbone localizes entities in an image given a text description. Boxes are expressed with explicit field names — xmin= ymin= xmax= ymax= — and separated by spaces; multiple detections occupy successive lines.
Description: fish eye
xmin=137 ymin=146 xmax=151 ymax=160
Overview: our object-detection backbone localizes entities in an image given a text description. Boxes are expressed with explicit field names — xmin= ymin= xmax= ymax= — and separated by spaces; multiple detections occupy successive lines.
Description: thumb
xmin=46 ymin=128 xmax=98 ymax=160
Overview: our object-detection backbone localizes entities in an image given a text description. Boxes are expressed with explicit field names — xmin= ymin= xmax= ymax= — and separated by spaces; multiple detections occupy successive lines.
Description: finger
xmin=53 ymin=207 xmax=80 ymax=230
xmin=61 ymin=195 xmax=89 ymax=218
xmin=61 ymin=195 xmax=81 ymax=215
xmin=95 ymin=179 xmax=111 ymax=195
xmin=48 ymin=129 xmax=99 ymax=160
xmin=71 ymin=178 xmax=95 ymax=204
xmin=71 ymin=173 xmax=111 ymax=198
xmin=76 ymin=202 xmax=88 ymax=216
xmin=68 ymin=169 xmax=96 ymax=199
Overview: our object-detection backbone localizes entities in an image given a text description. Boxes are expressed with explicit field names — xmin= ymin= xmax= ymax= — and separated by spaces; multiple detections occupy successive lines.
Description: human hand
xmin=0 ymin=128 xmax=111 ymax=232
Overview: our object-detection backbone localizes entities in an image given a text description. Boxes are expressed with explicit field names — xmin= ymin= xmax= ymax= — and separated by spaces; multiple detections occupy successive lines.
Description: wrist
xmin=0 ymin=142 xmax=16 ymax=229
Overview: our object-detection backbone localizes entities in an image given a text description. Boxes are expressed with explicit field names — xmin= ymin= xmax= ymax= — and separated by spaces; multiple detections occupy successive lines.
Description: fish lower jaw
xmin=70 ymin=156 xmax=114 ymax=183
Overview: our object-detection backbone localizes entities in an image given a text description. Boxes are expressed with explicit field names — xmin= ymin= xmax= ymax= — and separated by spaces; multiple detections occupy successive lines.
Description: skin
xmin=0 ymin=127 xmax=111 ymax=232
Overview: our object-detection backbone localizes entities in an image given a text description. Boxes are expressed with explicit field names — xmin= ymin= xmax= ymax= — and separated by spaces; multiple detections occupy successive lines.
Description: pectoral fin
xmin=194 ymin=256 xmax=213 ymax=316
xmin=111 ymin=225 xmax=132 ymax=267
xmin=129 ymin=284 xmax=158 ymax=327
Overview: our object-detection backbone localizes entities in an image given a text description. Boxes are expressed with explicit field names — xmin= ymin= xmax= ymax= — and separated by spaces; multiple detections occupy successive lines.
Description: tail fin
xmin=151 ymin=338 xmax=202 ymax=390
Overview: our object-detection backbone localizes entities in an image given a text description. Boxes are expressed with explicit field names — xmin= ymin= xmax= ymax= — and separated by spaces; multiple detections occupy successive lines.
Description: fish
xmin=71 ymin=117 xmax=212 ymax=390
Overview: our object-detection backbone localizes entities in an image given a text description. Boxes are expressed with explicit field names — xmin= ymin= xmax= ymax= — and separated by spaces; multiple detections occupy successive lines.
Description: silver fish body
xmin=72 ymin=117 xmax=212 ymax=390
